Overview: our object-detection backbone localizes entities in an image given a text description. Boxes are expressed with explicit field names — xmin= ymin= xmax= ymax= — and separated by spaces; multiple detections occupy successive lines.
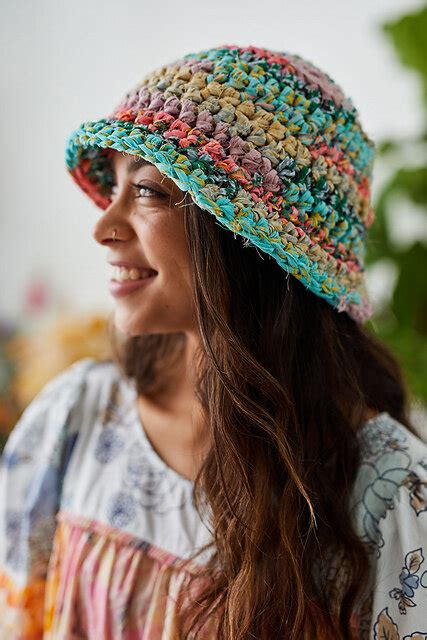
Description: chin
xmin=114 ymin=322 xmax=153 ymax=338
xmin=112 ymin=312 xmax=171 ymax=338
xmin=112 ymin=310 xmax=150 ymax=338
xmin=112 ymin=305 xmax=193 ymax=338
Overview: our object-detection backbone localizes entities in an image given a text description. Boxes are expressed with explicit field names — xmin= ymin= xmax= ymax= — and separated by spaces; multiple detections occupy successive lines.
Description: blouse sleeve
xmin=0 ymin=357 xmax=96 ymax=640
xmin=370 ymin=458 xmax=427 ymax=639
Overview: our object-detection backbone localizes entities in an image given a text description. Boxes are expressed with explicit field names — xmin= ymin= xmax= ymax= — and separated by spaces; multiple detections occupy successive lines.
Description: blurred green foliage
xmin=383 ymin=4 xmax=427 ymax=104
xmin=365 ymin=4 xmax=427 ymax=405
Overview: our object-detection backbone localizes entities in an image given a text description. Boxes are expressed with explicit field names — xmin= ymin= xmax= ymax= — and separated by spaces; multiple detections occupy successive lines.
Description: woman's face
xmin=92 ymin=151 xmax=196 ymax=338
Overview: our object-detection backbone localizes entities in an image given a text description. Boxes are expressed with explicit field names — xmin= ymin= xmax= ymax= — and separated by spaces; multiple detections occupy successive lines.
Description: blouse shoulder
xmin=347 ymin=412 xmax=427 ymax=637
xmin=350 ymin=411 xmax=427 ymax=554
xmin=366 ymin=449 xmax=427 ymax=637
xmin=0 ymin=356 xmax=99 ymax=528
xmin=1 ymin=357 xmax=98 ymax=470
xmin=0 ymin=357 xmax=100 ymax=636
xmin=0 ymin=356 xmax=99 ymax=513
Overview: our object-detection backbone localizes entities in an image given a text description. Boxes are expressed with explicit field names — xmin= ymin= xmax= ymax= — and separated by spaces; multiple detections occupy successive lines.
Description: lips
xmin=108 ymin=272 xmax=157 ymax=298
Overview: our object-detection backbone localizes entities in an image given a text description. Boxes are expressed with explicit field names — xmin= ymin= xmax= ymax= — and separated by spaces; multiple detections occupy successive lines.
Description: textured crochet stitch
xmin=65 ymin=43 xmax=376 ymax=322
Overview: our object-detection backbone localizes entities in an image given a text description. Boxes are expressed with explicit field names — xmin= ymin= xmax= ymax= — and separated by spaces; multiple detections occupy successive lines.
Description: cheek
xmin=143 ymin=217 xmax=190 ymax=280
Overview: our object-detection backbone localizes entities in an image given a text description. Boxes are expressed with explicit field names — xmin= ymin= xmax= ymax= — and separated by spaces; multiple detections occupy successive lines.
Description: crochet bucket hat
xmin=65 ymin=44 xmax=376 ymax=323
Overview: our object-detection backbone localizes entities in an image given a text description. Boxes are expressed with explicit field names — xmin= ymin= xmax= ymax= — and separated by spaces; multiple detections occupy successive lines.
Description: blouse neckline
xmin=119 ymin=367 xmax=390 ymax=490
xmin=121 ymin=374 xmax=196 ymax=489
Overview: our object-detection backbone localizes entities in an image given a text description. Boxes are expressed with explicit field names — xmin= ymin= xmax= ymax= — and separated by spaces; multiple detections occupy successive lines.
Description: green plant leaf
xmin=366 ymin=166 xmax=427 ymax=264
xmin=382 ymin=4 xmax=427 ymax=105
xmin=391 ymin=242 xmax=427 ymax=334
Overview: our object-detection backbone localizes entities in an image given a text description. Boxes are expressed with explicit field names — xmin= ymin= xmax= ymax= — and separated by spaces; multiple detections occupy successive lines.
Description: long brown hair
xmin=108 ymin=198 xmax=417 ymax=639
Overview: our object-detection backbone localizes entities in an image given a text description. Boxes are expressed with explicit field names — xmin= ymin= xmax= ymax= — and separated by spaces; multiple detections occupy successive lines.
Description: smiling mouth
xmin=111 ymin=266 xmax=158 ymax=282
xmin=108 ymin=272 xmax=158 ymax=298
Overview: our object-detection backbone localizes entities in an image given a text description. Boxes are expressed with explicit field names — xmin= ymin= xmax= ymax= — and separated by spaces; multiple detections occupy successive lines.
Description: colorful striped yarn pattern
xmin=65 ymin=44 xmax=376 ymax=322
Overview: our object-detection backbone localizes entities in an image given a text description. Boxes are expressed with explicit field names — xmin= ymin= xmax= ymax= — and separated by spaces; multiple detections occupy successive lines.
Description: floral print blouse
xmin=0 ymin=357 xmax=426 ymax=639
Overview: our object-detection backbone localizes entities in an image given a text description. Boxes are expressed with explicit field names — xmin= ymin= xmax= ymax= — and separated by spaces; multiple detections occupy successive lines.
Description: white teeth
xmin=113 ymin=266 xmax=154 ymax=282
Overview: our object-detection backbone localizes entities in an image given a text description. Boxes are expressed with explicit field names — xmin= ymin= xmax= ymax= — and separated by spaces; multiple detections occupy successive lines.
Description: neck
xmin=136 ymin=332 xmax=211 ymax=481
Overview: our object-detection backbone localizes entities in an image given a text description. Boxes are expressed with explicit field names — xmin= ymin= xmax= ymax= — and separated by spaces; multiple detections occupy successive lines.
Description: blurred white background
xmin=1 ymin=0 xmax=425 ymax=325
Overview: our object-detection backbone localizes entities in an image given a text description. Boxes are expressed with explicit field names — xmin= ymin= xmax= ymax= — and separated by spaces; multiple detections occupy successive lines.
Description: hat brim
xmin=65 ymin=117 xmax=373 ymax=323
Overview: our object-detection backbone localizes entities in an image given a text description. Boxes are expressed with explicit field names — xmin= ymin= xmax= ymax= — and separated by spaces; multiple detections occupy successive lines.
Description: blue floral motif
xmin=351 ymin=417 xmax=427 ymax=570
xmin=399 ymin=568 xmax=419 ymax=598
xmin=5 ymin=510 xmax=26 ymax=570
xmin=351 ymin=449 xmax=412 ymax=553
xmin=94 ymin=427 xmax=125 ymax=464
xmin=123 ymin=441 xmax=189 ymax=513
xmin=389 ymin=548 xmax=426 ymax=615
xmin=107 ymin=491 xmax=136 ymax=528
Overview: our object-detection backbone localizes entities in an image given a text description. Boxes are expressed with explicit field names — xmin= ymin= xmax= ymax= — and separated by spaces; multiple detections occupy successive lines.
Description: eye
xmin=110 ymin=182 xmax=164 ymax=200
xmin=131 ymin=182 xmax=163 ymax=200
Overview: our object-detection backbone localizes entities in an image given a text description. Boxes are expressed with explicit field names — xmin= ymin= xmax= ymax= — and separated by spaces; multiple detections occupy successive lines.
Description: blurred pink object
xmin=24 ymin=277 xmax=50 ymax=314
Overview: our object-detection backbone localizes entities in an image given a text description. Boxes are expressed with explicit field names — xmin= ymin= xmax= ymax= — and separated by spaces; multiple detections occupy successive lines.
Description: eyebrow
xmin=111 ymin=154 xmax=169 ymax=188
xmin=125 ymin=157 xmax=152 ymax=174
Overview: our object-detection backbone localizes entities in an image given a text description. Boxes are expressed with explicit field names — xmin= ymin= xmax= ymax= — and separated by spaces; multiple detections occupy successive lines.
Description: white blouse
xmin=0 ymin=357 xmax=426 ymax=639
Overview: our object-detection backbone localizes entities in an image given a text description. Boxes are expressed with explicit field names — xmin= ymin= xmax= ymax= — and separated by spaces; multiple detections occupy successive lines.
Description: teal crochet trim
xmin=65 ymin=118 xmax=363 ymax=314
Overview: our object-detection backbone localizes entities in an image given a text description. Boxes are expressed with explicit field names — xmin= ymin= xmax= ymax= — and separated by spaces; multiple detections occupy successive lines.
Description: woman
xmin=1 ymin=44 xmax=426 ymax=639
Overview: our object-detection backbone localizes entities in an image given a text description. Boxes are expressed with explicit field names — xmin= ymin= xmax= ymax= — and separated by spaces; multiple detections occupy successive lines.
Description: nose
xmin=92 ymin=198 xmax=133 ymax=246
